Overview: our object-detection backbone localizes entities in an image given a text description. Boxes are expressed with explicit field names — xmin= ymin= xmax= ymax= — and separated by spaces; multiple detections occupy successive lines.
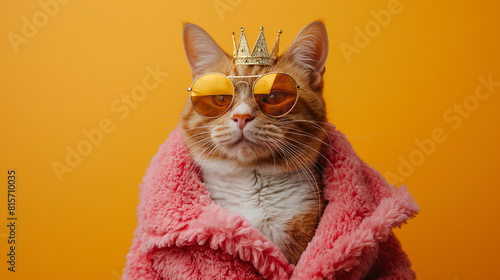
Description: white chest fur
xmin=202 ymin=165 xmax=319 ymax=248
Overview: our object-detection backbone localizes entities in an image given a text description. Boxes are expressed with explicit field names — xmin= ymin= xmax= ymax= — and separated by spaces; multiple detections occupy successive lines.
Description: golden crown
xmin=232 ymin=27 xmax=282 ymax=66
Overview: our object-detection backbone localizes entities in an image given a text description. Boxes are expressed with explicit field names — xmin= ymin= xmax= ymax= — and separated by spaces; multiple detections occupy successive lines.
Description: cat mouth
xmin=233 ymin=136 xmax=252 ymax=145
xmin=228 ymin=132 xmax=260 ymax=149
xmin=233 ymin=130 xmax=250 ymax=144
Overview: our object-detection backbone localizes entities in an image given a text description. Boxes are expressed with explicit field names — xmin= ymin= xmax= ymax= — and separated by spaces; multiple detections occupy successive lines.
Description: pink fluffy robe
xmin=124 ymin=125 xmax=419 ymax=280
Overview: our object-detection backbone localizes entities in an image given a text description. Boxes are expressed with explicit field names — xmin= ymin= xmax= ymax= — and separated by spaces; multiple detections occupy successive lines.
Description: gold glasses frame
xmin=187 ymin=72 xmax=301 ymax=119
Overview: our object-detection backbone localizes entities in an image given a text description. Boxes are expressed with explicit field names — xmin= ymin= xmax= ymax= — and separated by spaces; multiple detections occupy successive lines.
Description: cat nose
xmin=232 ymin=114 xmax=254 ymax=130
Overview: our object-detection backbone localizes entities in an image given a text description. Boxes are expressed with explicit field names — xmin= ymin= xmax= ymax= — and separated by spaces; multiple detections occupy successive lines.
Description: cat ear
xmin=183 ymin=23 xmax=230 ymax=78
xmin=281 ymin=21 xmax=329 ymax=89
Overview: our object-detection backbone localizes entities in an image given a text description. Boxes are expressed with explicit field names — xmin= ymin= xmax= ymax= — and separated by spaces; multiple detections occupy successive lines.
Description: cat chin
xmin=219 ymin=144 xmax=266 ymax=165
xmin=193 ymin=141 xmax=283 ymax=174
xmin=195 ymin=157 xmax=287 ymax=176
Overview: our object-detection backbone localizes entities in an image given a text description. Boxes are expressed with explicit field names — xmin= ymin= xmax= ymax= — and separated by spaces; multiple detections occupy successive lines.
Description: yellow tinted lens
xmin=254 ymin=73 xmax=298 ymax=117
xmin=190 ymin=74 xmax=234 ymax=117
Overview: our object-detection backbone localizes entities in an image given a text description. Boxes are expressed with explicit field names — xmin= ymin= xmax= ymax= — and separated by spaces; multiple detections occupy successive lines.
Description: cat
xmin=181 ymin=21 xmax=329 ymax=265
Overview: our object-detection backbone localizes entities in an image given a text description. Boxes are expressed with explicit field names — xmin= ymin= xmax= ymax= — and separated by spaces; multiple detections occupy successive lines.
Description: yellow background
xmin=1 ymin=1 xmax=499 ymax=279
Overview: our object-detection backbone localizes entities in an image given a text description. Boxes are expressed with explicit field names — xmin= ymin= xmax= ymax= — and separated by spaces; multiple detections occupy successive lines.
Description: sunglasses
xmin=187 ymin=72 xmax=301 ymax=118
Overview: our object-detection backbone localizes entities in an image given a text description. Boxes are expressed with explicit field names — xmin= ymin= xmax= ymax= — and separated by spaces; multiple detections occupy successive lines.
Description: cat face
xmin=181 ymin=22 xmax=329 ymax=173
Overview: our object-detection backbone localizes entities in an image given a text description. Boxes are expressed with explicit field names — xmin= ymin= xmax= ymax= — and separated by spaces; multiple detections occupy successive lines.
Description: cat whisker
xmin=263 ymin=141 xmax=278 ymax=176
xmin=279 ymin=123 xmax=374 ymax=167
xmin=272 ymin=137 xmax=323 ymax=220
xmin=283 ymin=129 xmax=340 ymax=163
xmin=184 ymin=141 xmax=217 ymax=183
xmin=171 ymin=131 xmax=212 ymax=162
xmin=279 ymin=134 xmax=335 ymax=177
xmin=167 ymin=129 xmax=211 ymax=153
xmin=267 ymin=137 xmax=293 ymax=174
xmin=178 ymin=137 xmax=214 ymax=176
xmin=217 ymin=142 xmax=228 ymax=163
xmin=281 ymin=135 xmax=334 ymax=170
xmin=280 ymin=119 xmax=380 ymax=139
xmin=279 ymin=135 xmax=343 ymax=200
xmin=332 ymin=96 xmax=344 ymax=110
xmin=181 ymin=124 xmax=216 ymax=131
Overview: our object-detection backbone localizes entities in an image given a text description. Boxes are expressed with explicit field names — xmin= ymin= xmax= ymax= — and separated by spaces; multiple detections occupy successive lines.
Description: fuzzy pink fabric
xmin=123 ymin=125 xmax=419 ymax=280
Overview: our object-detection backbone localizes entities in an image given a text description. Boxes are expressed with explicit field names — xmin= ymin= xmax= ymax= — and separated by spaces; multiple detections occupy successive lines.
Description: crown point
xmin=232 ymin=31 xmax=235 ymax=35
xmin=233 ymin=26 xmax=281 ymax=66
xmin=240 ymin=27 xmax=244 ymax=31
xmin=278 ymin=30 xmax=282 ymax=34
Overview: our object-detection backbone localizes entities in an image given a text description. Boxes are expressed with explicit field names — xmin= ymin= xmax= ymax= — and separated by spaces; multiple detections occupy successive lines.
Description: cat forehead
xmin=215 ymin=63 xmax=281 ymax=77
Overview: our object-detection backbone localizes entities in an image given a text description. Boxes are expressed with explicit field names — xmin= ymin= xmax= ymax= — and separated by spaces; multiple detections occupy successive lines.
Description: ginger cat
xmin=181 ymin=21 xmax=329 ymax=264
